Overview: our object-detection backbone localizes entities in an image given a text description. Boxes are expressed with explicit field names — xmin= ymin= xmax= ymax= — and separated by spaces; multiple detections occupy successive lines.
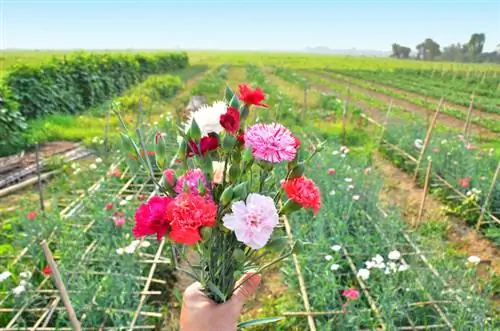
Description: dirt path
xmin=330 ymin=71 xmax=500 ymax=122
xmin=306 ymin=71 xmax=497 ymax=139
xmin=373 ymin=152 xmax=500 ymax=274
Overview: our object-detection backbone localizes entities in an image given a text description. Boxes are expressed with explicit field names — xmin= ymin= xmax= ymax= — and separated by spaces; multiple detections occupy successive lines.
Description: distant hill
xmin=302 ymin=46 xmax=391 ymax=57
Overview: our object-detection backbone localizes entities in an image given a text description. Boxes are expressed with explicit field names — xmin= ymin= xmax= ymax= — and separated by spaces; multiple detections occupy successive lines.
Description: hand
xmin=179 ymin=273 xmax=262 ymax=331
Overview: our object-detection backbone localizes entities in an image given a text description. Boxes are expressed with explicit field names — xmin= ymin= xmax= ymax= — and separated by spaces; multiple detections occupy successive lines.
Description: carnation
xmin=282 ymin=176 xmax=321 ymax=214
xmin=222 ymin=193 xmax=279 ymax=249
xmin=238 ymin=84 xmax=268 ymax=108
xmin=185 ymin=101 xmax=229 ymax=137
xmin=244 ymin=123 xmax=297 ymax=163
xmin=175 ymin=168 xmax=209 ymax=197
xmin=166 ymin=193 xmax=217 ymax=245
xmin=133 ymin=196 xmax=173 ymax=240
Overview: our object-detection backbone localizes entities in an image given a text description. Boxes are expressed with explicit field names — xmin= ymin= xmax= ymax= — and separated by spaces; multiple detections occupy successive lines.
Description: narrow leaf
xmin=237 ymin=317 xmax=284 ymax=329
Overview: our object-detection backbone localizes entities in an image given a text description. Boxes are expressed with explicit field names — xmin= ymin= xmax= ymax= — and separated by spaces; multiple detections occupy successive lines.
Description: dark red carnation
xmin=237 ymin=132 xmax=245 ymax=145
xmin=133 ymin=196 xmax=173 ymax=240
xmin=187 ymin=134 xmax=219 ymax=157
xmin=238 ymin=84 xmax=268 ymax=108
xmin=220 ymin=107 xmax=241 ymax=134
xmin=43 ymin=265 xmax=51 ymax=275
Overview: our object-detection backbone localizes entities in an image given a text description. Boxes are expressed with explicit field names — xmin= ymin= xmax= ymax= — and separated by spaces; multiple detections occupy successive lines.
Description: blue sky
xmin=1 ymin=0 xmax=499 ymax=52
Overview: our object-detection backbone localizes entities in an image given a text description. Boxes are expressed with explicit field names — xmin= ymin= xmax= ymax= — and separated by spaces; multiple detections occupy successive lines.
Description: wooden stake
xmin=476 ymin=161 xmax=500 ymax=230
xmin=462 ymin=93 xmax=475 ymax=140
xmin=35 ymin=142 xmax=45 ymax=215
xmin=413 ymin=98 xmax=442 ymax=183
xmin=40 ymin=240 xmax=81 ymax=330
xmin=342 ymin=86 xmax=350 ymax=146
xmin=415 ymin=160 xmax=432 ymax=227
xmin=377 ymin=100 xmax=393 ymax=147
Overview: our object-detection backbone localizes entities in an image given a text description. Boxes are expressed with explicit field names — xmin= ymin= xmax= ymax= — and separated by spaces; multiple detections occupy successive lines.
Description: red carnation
xmin=133 ymin=196 xmax=173 ymax=240
xmin=293 ymin=135 xmax=301 ymax=149
xmin=282 ymin=176 xmax=321 ymax=214
xmin=238 ymin=84 xmax=268 ymax=108
xmin=166 ymin=193 xmax=217 ymax=245
xmin=237 ymin=132 xmax=245 ymax=145
xmin=220 ymin=107 xmax=240 ymax=134
xmin=104 ymin=203 xmax=113 ymax=210
xmin=43 ymin=265 xmax=51 ymax=275
xmin=163 ymin=168 xmax=176 ymax=185
xmin=27 ymin=211 xmax=37 ymax=220
xmin=187 ymin=135 xmax=219 ymax=157
xmin=459 ymin=177 xmax=472 ymax=188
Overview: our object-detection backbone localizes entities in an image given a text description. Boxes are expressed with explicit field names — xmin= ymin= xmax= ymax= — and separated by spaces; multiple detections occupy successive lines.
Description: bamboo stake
xmin=413 ymin=98 xmax=442 ymax=183
xmin=462 ymin=93 xmax=474 ymax=140
xmin=40 ymin=240 xmax=81 ymax=330
xmin=415 ymin=160 xmax=432 ymax=227
xmin=35 ymin=142 xmax=45 ymax=215
xmin=283 ymin=215 xmax=317 ymax=331
xmin=342 ymin=86 xmax=350 ymax=146
xmin=377 ymin=100 xmax=393 ymax=147
xmin=476 ymin=161 xmax=500 ymax=230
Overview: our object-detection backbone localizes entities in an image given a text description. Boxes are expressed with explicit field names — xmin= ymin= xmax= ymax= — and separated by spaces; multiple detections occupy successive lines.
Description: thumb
xmin=229 ymin=272 xmax=261 ymax=309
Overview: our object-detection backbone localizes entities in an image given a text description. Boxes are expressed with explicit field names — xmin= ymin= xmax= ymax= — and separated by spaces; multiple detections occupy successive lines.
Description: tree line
xmin=390 ymin=33 xmax=500 ymax=63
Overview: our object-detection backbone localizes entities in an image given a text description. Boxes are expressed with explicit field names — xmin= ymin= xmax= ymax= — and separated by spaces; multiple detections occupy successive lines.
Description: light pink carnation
xmin=175 ymin=169 xmax=208 ymax=196
xmin=244 ymin=123 xmax=297 ymax=163
xmin=222 ymin=193 xmax=279 ymax=249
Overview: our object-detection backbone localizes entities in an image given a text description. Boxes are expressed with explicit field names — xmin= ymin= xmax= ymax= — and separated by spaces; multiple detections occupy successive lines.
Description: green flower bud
xmin=222 ymin=134 xmax=237 ymax=150
xmin=288 ymin=163 xmax=305 ymax=179
xmin=220 ymin=185 xmax=234 ymax=207
xmin=267 ymin=236 xmax=289 ymax=252
xmin=201 ymin=227 xmax=212 ymax=241
xmin=232 ymin=248 xmax=246 ymax=262
xmin=233 ymin=182 xmax=248 ymax=200
xmin=198 ymin=179 xmax=206 ymax=196
xmin=242 ymin=146 xmax=253 ymax=162
xmin=228 ymin=164 xmax=240 ymax=183
xmin=188 ymin=119 xmax=202 ymax=141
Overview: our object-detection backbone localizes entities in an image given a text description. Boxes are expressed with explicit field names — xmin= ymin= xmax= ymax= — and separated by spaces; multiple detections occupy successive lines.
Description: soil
xmin=0 ymin=141 xmax=78 ymax=174
xmin=373 ymin=151 xmax=500 ymax=274
xmin=306 ymin=71 xmax=498 ymax=139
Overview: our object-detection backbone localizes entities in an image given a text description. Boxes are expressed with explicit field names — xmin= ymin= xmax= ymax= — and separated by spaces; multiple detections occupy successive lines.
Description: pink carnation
xmin=342 ymin=288 xmax=360 ymax=300
xmin=244 ymin=123 xmax=297 ymax=163
xmin=222 ymin=193 xmax=279 ymax=249
xmin=133 ymin=196 xmax=173 ymax=240
xmin=175 ymin=169 xmax=208 ymax=196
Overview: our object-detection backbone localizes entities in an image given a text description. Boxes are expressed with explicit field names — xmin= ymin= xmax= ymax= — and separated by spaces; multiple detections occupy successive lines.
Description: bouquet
xmin=120 ymin=83 xmax=322 ymax=306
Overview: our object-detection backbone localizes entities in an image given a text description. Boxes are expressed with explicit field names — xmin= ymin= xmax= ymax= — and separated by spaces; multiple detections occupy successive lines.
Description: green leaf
xmin=224 ymin=84 xmax=235 ymax=101
xmin=237 ymin=317 xmax=284 ymax=329
xmin=206 ymin=281 xmax=227 ymax=303
xmin=229 ymin=94 xmax=240 ymax=109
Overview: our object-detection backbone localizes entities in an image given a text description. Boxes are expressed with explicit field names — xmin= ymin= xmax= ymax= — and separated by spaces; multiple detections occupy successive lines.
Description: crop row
xmin=331 ymin=69 xmax=500 ymax=115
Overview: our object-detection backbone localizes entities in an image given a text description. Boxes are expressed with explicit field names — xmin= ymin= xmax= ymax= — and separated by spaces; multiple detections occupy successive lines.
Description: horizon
xmin=1 ymin=0 xmax=499 ymax=53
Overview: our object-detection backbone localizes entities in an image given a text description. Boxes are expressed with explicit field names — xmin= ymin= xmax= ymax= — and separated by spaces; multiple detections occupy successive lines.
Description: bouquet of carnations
xmin=120 ymin=83 xmax=322 ymax=304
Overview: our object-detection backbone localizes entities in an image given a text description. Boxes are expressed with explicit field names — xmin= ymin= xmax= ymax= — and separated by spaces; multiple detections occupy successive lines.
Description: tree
xmin=390 ymin=43 xmax=412 ymax=59
xmin=441 ymin=43 xmax=466 ymax=61
xmin=416 ymin=38 xmax=441 ymax=60
xmin=465 ymin=33 xmax=486 ymax=57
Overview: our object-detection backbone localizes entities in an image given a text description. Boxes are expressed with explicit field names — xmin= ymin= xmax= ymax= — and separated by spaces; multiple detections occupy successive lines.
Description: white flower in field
xmin=467 ymin=256 xmax=481 ymax=264
xmin=19 ymin=271 xmax=32 ymax=279
xmin=388 ymin=250 xmax=401 ymax=260
xmin=332 ymin=150 xmax=340 ymax=155
xmin=12 ymin=285 xmax=26 ymax=296
xmin=74 ymin=168 xmax=81 ymax=175
xmin=344 ymin=178 xmax=352 ymax=183
xmin=331 ymin=245 xmax=342 ymax=252
xmin=71 ymin=163 xmax=78 ymax=170
xmin=426 ymin=156 xmax=432 ymax=161
xmin=0 ymin=271 xmax=11 ymax=282
xmin=19 ymin=280 xmax=28 ymax=287
xmin=472 ymin=188 xmax=481 ymax=195
xmin=357 ymin=268 xmax=370 ymax=280
xmin=324 ymin=255 xmax=333 ymax=261
xmin=347 ymin=184 xmax=354 ymax=190
xmin=398 ymin=264 xmax=409 ymax=272
xmin=119 ymin=200 xmax=127 ymax=206
xmin=99 ymin=139 xmax=104 ymax=145
xmin=95 ymin=158 xmax=103 ymax=164
xmin=375 ymin=262 xmax=386 ymax=269
xmin=153 ymin=121 xmax=158 ymax=126
xmin=388 ymin=262 xmax=398 ymax=272
xmin=352 ymin=195 xmax=360 ymax=201
xmin=140 ymin=241 xmax=151 ymax=248
xmin=441 ymin=139 xmax=448 ymax=145
xmin=384 ymin=268 xmax=391 ymax=275
xmin=116 ymin=248 xmax=124 ymax=255
xmin=124 ymin=245 xmax=137 ymax=254
xmin=184 ymin=101 xmax=228 ymax=136
xmin=330 ymin=264 xmax=340 ymax=271
xmin=125 ymin=195 xmax=134 ymax=201
xmin=365 ymin=261 xmax=375 ymax=269
xmin=329 ymin=190 xmax=336 ymax=196
xmin=374 ymin=254 xmax=384 ymax=264
xmin=92 ymin=136 xmax=99 ymax=143
xmin=414 ymin=139 xmax=423 ymax=150
xmin=89 ymin=164 xmax=97 ymax=170
xmin=340 ymin=146 xmax=349 ymax=154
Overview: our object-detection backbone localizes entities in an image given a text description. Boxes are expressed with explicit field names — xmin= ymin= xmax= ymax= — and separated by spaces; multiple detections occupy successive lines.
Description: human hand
xmin=179 ymin=273 xmax=262 ymax=331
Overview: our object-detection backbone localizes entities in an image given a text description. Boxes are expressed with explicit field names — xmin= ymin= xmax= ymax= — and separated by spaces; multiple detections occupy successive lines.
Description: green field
xmin=1 ymin=51 xmax=499 ymax=329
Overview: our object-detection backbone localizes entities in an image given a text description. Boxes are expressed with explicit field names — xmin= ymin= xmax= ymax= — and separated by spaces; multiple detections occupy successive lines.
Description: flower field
xmin=0 ymin=52 xmax=499 ymax=330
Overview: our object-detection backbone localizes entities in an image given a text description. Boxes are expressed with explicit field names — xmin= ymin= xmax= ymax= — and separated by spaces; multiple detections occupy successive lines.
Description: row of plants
xmin=0 ymin=66 xmax=227 ymax=327
xmin=330 ymin=69 xmax=500 ymax=115
xmin=0 ymin=51 xmax=189 ymax=156
xmin=241 ymin=66 xmax=496 ymax=329
xmin=315 ymin=69 xmax=500 ymax=133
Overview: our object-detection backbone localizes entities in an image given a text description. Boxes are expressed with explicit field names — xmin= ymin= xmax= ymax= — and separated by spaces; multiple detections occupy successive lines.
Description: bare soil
xmin=307 ymin=71 xmax=497 ymax=139
xmin=373 ymin=152 xmax=500 ymax=274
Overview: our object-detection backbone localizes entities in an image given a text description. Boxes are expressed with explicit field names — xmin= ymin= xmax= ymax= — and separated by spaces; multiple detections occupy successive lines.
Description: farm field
xmin=0 ymin=51 xmax=499 ymax=330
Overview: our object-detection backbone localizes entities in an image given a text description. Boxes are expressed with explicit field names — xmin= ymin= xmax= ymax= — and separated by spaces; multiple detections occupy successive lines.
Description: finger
xmin=229 ymin=272 xmax=261 ymax=309
xmin=182 ymin=282 xmax=214 ymax=308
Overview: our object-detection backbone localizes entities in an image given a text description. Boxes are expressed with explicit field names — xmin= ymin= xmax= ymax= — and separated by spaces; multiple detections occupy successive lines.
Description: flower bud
xmin=233 ymin=182 xmax=248 ymax=200
xmin=228 ymin=164 xmax=240 ymax=183
xmin=222 ymin=134 xmax=237 ymax=150
xmin=232 ymin=248 xmax=246 ymax=262
xmin=242 ymin=146 xmax=253 ymax=162
xmin=220 ymin=185 xmax=234 ymax=206
xmin=178 ymin=139 xmax=187 ymax=159
xmin=188 ymin=119 xmax=202 ymax=141
xmin=201 ymin=227 xmax=212 ymax=241
xmin=288 ymin=163 xmax=305 ymax=179
xmin=267 ymin=236 xmax=288 ymax=252
xmin=197 ymin=179 xmax=206 ymax=196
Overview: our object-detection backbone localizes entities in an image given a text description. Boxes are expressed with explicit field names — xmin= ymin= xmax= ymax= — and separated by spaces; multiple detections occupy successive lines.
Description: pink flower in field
xmin=328 ymin=168 xmax=336 ymax=175
xmin=342 ymin=288 xmax=360 ymax=300
xmin=466 ymin=143 xmax=475 ymax=150
xmin=459 ymin=177 xmax=472 ymax=188
xmin=104 ymin=203 xmax=113 ymax=210
xmin=175 ymin=169 xmax=209 ymax=197
xmin=223 ymin=193 xmax=279 ymax=249
xmin=113 ymin=216 xmax=125 ymax=227
xmin=244 ymin=123 xmax=297 ymax=163
xmin=27 ymin=211 xmax=37 ymax=220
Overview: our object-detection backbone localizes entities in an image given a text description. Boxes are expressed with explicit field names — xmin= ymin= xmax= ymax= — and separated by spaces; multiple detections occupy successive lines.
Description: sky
xmin=1 ymin=0 xmax=499 ymax=52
